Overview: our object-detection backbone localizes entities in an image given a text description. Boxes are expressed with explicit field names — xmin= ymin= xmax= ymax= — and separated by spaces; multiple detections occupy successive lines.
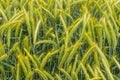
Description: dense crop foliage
xmin=0 ymin=0 xmax=120 ymax=80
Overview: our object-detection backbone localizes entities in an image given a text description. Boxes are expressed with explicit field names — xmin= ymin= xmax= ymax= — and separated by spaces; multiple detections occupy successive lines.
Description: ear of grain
xmin=34 ymin=68 xmax=48 ymax=80
xmin=58 ymin=68 xmax=72 ymax=80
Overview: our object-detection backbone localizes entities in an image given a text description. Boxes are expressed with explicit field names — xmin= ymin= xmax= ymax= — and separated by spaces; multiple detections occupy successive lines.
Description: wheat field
xmin=0 ymin=0 xmax=120 ymax=80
